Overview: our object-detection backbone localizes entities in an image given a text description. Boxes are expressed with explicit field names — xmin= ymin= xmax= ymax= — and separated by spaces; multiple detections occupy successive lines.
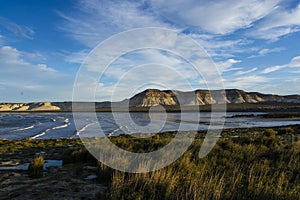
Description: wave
xmin=52 ymin=123 xmax=71 ymax=130
xmin=108 ymin=125 xmax=131 ymax=137
xmin=75 ymin=122 xmax=97 ymax=136
xmin=108 ymin=127 xmax=121 ymax=137
xmin=11 ymin=125 xmax=35 ymax=132
xmin=29 ymin=121 xmax=71 ymax=139
xmin=30 ymin=128 xmax=51 ymax=139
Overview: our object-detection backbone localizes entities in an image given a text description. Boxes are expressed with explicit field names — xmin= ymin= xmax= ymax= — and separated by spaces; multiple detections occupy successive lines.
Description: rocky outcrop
xmin=129 ymin=89 xmax=178 ymax=107
xmin=29 ymin=102 xmax=60 ymax=111
xmin=0 ymin=102 xmax=61 ymax=111
xmin=128 ymin=89 xmax=300 ymax=107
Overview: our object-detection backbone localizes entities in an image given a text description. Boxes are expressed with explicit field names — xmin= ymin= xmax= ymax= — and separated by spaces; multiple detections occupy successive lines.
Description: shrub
xmin=278 ymin=127 xmax=294 ymax=135
xmin=62 ymin=147 xmax=96 ymax=164
xmin=264 ymin=129 xmax=276 ymax=137
xmin=28 ymin=156 xmax=44 ymax=178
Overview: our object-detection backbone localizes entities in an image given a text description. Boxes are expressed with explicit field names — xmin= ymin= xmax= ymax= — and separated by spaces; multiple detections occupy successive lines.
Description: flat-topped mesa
xmin=128 ymin=89 xmax=300 ymax=107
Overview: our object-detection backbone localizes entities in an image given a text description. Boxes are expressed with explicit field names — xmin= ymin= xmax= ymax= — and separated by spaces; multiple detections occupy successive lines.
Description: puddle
xmin=0 ymin=163 xmax=29 ymax=170
xmin=0 ymin=160 xmax=63 ymax=171
xmin=44 ymin=160 xmax=63 ymax=169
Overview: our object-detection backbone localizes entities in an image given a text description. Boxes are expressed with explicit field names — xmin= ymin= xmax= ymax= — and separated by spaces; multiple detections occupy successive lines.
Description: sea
xmin=0 ymin=112 xmax=299 ymax=140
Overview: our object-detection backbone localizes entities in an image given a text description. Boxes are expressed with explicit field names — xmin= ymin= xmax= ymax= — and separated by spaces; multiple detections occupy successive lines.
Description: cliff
xmin=128 ymin=89 xmax=300 ymax=107
xmin=0 ymin=102 xmax=61 ymax=112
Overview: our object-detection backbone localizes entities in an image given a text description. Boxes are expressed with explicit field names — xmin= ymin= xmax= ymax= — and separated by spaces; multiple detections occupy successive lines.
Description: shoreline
xmin=0 ymin=102 xmax=299 ymax=113
xmin=0 ymin=124 xmax=299 ymax=141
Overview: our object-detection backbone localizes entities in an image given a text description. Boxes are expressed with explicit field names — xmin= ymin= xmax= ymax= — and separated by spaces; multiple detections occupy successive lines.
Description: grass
xmin=98 ymin=127 xmax=300 ymax=200
xmin=28 ymin=155 xmax=44 ymax=178
xmin=0 ymin=126 xmax=299 ymax=199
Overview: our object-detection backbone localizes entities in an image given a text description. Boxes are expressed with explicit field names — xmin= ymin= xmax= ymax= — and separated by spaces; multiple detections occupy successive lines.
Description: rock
xmin=29 ymin=102 xmax=60 ymax=111
xmin=84 ymin=174 xmax=97 ymax=180
xmin=46 ymin=166 xmax=60 ymax=174
xmin=83 ymin=166 xmax=98 ymax=171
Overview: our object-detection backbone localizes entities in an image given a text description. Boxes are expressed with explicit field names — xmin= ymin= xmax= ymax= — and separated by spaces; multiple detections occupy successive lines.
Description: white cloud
xmin=262 ymin=65 xmax=285 ymax=74
xmin=95 ymin=63 xmax=200 ymax=101
xmin=235 ymin=67 xmax=258 ymax=75
xmin=72 ymin=28 xmax=226 ymax=101
xmin=0 ymin=46 xmax=46 ymax=64
xmin=23 ymin=51 xmax=46 ymax=61
xmin=189 ymin=36 xmax=252 ymax=58
xmin=57 ymin=0 xmax=300 ymax=68
xmin=249 ymin=47 xmax=284 ymax=58
xmin=58 ymin=0 xmax=170 ymax=47
xmin=0 ymin=17 xmax=35 ymax=39
xmin=290 ymin=56 xmax=300 ymax=67
xmin=56 ymin=0 xmax=300 ymax=98
xmin=0 ymin=46 xmax=27 ymax=65
xmin=216 ymin=59 xmax=241 ymax=73
xmin=262 ymin=55 xmax=300 ymax=73
xmin=285 ymin=77 xmax=300 ymax=82
xmin=265 ymin=78 xmax=300 ymax=95
xmin=0 ymin=46 xmax=73 ymax=102
xmin=151 ymin=0 xmax=280 ymax=34
xmin=76 ymin=47 xmax=218 ymax=101
xmin=107 ymin=49 xmax=200 ymax=79
xmin=58 ymin=0 xmax=281 ymax=56
xmin=249 ymin=4 xmax=300 ymax=40
xmin=63 ymin=49 xmax=90 ymax=64
xmin=37 ymin=64 xmax=57 ymax=73
xmin=223 ymin=75 xmax=269 ymax=90
xmin=258 ymin=48 xmax=283 ymax=56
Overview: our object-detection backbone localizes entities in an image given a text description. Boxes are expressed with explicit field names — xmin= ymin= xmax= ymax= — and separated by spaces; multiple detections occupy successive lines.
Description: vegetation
xmin=97 ymin=128 xmax=300 ymax=200
xmin=62 ymin=146 xmax=95 ymax=164
xmin=264 ymin=128 xmax=277 ymax=137
xmin=28 ymin=155 xmax=44 ymax=178
xmin=93 ymin=102 xmax=300 ymax=112
xmin=0 ymin=138 xmax=83 ymax=162
xmin=0 ymin=126 xmax=299 ymax=199
xmin=278 ymin=127 xmax=295 ymax=135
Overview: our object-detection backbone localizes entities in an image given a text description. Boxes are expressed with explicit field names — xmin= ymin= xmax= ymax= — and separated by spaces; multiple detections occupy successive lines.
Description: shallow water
xmin=0 ymin=112 xmax=299 ymax=140
xmin=0 ymin=160 xmax=62 ymax=170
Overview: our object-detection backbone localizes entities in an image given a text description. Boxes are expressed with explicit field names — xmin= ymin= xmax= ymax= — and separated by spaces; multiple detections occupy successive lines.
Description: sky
xmin=0 ymin=0 xmax=300 ymax=102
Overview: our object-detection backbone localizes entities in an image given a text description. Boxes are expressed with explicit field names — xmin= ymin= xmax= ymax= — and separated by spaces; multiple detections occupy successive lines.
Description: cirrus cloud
xmin=262 ymin=55 xmax=300 ymax=74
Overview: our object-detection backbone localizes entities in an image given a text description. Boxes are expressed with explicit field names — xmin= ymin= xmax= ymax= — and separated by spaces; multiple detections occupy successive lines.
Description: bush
xmin=278 ymin=127 xmax=294 ymax=135
xmin=62 ymin=147 xmax=96 ymax=164
xmin=28 ymin=156 xmax=44 ymax=178
xmin=264 ymin=129 xmax=276 ymax=137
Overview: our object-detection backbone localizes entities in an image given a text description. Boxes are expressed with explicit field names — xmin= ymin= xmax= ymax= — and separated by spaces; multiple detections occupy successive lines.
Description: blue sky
xmin=0 ymin=0 xmax=300 ymax=102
